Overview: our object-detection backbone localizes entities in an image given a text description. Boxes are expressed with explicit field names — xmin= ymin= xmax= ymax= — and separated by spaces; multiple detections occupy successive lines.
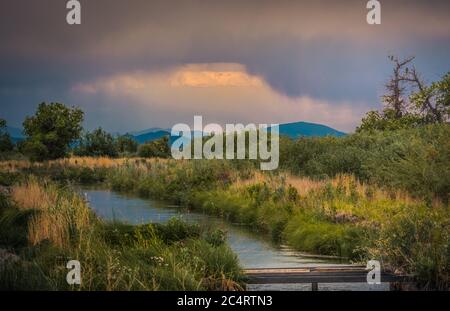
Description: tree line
xmin=0 ymin=56 xmax=448 ymax=164
xmin=0 ymin=102 xmax=170 ymax=161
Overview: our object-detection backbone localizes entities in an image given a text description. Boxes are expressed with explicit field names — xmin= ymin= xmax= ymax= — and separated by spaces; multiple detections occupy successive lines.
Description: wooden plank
xmin=244 ymin=266 xmax=410 ymax=284
xmin=244 ymin=268 xmax=311 ymax=274
xmin=244 ymin=265 xmax=365 ymax=273
xmin=246 ymin=274 xmax=406 ymax=284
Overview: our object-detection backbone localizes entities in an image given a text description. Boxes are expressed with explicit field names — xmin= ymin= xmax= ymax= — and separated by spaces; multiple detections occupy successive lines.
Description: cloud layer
xmin=71 ymin=63 xmax=366 ymax=132
xmin=1 ymin=0 xmax=449 ymax=132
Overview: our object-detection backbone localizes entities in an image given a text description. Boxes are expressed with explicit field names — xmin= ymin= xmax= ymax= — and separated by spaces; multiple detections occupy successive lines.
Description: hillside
xmin=131 ymin=121 xmax=345 ymax=143
xmin=277 ymin=121 xmax=346 ymax=138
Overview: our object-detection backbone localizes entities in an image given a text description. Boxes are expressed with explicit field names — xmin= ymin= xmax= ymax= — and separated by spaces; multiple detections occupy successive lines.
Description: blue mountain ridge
xmin=277 ymin=121 xmax=346 ymax=138
xmin=131 ymin=121 xmax=346 ymax=144
xmin=4 ymin=121 xmax=346 ymax=145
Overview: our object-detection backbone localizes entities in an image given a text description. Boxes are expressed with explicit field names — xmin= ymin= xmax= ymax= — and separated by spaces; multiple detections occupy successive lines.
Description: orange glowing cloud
xmin=170 ymin=64 xmax=262 ymax=87
xmin=71 ymin=63 xmax=368 ymax=132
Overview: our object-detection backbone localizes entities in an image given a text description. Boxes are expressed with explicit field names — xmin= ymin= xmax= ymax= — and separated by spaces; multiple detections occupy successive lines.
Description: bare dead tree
xmin=383 ymin=55 xmax=415 ymax=118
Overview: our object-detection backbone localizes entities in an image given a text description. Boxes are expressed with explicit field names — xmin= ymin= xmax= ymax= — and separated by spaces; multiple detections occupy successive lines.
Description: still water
xmin=82 ymin=189 xmax=388 ymax=291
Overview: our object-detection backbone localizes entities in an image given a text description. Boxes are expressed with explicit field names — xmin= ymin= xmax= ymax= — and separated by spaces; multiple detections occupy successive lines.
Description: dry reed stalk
xmin=11 ymin=178 xmax=92 ymax=248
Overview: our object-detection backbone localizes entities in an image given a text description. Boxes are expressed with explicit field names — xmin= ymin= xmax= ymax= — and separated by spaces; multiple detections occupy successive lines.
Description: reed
xmin=1 ymin=157 xmax=448 ymax=289
xmin=10 ymin=177 xmax=92 ymax=248
xmin=0 ymin=177 xmax=244 ymax=291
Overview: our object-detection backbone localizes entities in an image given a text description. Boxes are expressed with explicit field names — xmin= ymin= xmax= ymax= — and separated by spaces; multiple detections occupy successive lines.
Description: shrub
xmin=137 ymin=136 xmax=170 ymax=158
xmin=280 ymin=124 xmax=450 ymax=202
xmin=0 ymin=119 xmax=14 ymax=152
xmin=74 ymin=128 xmax=118 ymax=158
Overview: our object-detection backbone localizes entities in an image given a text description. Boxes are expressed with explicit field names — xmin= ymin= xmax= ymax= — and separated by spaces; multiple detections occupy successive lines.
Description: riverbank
xmin=1 ymin=157 xmax=448 ymax=289
xmin=82 ymin=187 xmax=346 ymax=269
xmin=0 ymin=178 xmax=244 ymax=290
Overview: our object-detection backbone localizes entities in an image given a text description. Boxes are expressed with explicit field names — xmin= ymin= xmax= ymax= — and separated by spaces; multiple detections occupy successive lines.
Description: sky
xmin=1 ymin=0 xmax=449 ymax=133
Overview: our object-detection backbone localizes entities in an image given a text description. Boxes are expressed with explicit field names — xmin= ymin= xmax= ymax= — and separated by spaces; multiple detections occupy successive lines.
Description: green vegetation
xmin=280 ymin=124 xmax=450 ymax=203
xmin=111 ymin=162 xmax=449 ymax=290
xmin=0 ymin=56 xmax=448 ymax=290
xmin=10 ymin=155 xmax=447 ymax=289
xmin=0 ymin=178 xmax=244 ymax=290
xmin=0 ymin=119 xmax=14 ymax=153
xmin=74 ymin=127 xmax=118 ymax=158
xmin=21 ymin=102 xmax=84 ymax=161
xmin=74 ymin=130 xmax=139 ymax=158
xmin=358 ymin=57 xmax=449 ymax=132
xmin=138 ymin=136 xmax=171 ymax=158
xmin=116 ymin=135 xmax=138 ymax=155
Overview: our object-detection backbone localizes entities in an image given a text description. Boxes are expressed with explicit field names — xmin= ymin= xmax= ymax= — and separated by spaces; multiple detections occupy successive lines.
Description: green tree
xmin=357 ymin=56 xmax=449 ymax=132
xmin=22 ymin=103 xmax=84 ymax=161
xmin=138 ymin=136 xmax=170 ymax=158
xmin=0 ymin=119 xmax=14 ymax=152
xmin=74 ymin=128 xmax=118 ymax=157
xmin=410 ymin=72 xmax=450 ymax=123
xmin=116 ymin=135 xmax=138 ymax=154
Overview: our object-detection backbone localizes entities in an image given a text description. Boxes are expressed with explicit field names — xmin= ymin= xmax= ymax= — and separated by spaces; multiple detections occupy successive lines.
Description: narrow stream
xmin=82 ymin=188 xmax=388 ymax=291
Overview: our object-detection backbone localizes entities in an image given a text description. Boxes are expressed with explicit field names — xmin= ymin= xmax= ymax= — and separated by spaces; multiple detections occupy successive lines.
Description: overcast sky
xmin=1 ymin=0 xmax=449 ymax=132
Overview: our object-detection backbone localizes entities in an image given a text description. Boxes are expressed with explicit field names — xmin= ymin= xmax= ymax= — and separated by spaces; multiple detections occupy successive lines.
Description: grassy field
xmin=0 ymin=176 xmax=244 ymax=290
xmin=0 ymin=156 xmax=448 ymax=289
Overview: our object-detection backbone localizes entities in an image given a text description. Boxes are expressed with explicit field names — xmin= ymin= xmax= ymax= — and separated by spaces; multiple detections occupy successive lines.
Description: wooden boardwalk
xmin=244 ymin=265 xmax=410 ymax=290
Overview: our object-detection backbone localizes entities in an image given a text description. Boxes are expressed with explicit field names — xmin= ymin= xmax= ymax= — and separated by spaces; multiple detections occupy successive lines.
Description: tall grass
xmin=102 ymin=159 xmax=448 ymax=289
xmin=280 ymin=124 xmax=450 ymax=203
xmin=10 ymin=177 xmax=92 ymax=248
xmin=0 ymin=178 xmax=244 ymax=290
xmin=1 ymin=156 xmax=449 ymax=289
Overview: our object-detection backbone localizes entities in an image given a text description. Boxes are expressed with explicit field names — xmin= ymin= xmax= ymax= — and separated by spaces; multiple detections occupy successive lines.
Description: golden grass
xmin=1 ymin=156 xmax=423 ymax=210
xmin=0 ymin=157 xmax=170 ymax=173
xmin=11 ymin=177 xmax=92 ymax=248
xmin=285 ymin=174 xmax=325 ymax=196
xmin=233 ymin=171 xmax=324 ymax=196
xmin=11 ymin=179 xmax=55 ymax=210
xmin=0 ymin=160 xmax=34 ymax=172
xmin=3 ymin=156 xmax=417 ymax=203
xmin=231 ymin=171 xmax=424 ymax=225
xmin=330 ymin=174 xmax=418 ymax=204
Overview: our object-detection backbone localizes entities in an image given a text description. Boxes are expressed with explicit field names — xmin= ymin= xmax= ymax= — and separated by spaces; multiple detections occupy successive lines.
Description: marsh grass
xmin=0 ymin=178 xmax=244 ymax=291
xmin=10 ymin=178 xmax=92 ymax=248
xmin=1 ymin=157 xmax=449 ymax=289
xmin=104 ymin=158 xmax=448 ymax=289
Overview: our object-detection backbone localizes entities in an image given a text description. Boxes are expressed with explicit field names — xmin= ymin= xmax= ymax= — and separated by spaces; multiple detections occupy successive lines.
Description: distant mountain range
xmin=277 ymin=121 xmax=346 ymax=138
xmin=4 ymin=121 xmax=346 ymax=145
xmin=129 ymin=129 xmax=172 ymax=144
xmin=129 ymin=121 xmax=346 ymax=144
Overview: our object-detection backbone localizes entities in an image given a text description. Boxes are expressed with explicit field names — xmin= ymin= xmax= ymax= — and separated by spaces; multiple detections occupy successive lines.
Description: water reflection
xmin=83 ymin=189 xmax=342 ymax=268
xmin=82 ymin=189 xmax=388 ymax=291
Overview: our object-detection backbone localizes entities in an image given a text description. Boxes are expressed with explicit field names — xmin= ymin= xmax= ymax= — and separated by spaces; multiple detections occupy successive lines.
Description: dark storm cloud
xmin=1 ymin=0 xmax=449 ymax=129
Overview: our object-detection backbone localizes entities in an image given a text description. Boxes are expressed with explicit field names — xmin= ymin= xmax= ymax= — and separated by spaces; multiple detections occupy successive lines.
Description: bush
xmin=74 ymin=128 xmax=118 ymax=157
xmin=137 ymin=136 xmax=170 ymax=158
xmin=280 ymin=124 xmax=450 ymax=202
xmin=0 ymin=119 xmax=14 ymax=152
xmin=116 ymin=135 xmax=138 ymax=154
xmin=368 ymin=205 xmax=449 ymax=289
xmin=20 ymin=139 xmax=49 ymax=162
xmin=285 ymin=215 xmax=364 ymax=259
